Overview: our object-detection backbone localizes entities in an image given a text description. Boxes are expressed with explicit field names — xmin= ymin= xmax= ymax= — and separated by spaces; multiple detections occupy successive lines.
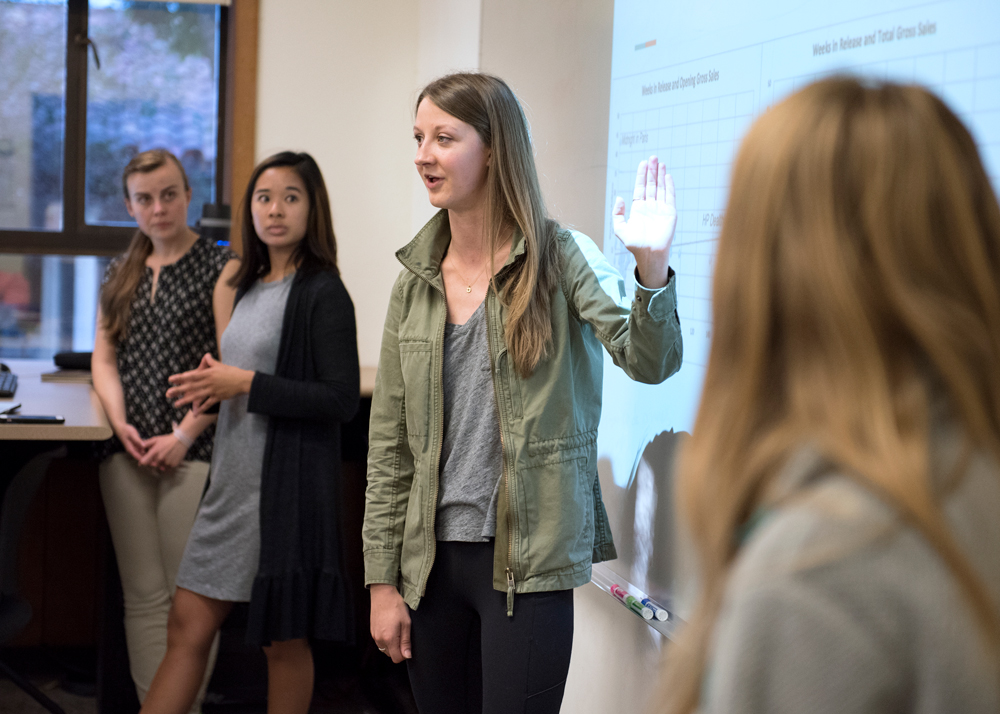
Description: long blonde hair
xmin=662 ymin=77 xmax=1000 ymax=712
xmin=100 ymin=149 xmax=190 ymax=343
xmin=417 ymin=73 xmax=561 ymax=376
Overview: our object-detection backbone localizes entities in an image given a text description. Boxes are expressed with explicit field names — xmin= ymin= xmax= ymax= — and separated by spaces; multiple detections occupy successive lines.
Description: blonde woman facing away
xmin=364 ymin=72 xmax=683 ymax=713
xmin=92 ymin=149 xmax=238 ymax=708
xmin=661 ymin=78 xmax=1000 ymax=713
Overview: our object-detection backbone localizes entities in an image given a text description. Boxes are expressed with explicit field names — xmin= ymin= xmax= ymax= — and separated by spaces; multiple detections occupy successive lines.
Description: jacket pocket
xmin=516 ymin=456 xmax=593 ymax=576
xmin=497 ymin=347 xmax=523 ymax=420
xmin=399 ymin=340 xmax=432 ymax=437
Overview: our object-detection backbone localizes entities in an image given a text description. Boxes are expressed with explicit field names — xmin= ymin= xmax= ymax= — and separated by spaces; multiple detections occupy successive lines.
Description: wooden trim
xmin=0 ymin=2 xmax=231 ymax=256
xmin=226 ymin=0 xmax=259 ymax=256
xmin=0 ymin=227 xmax=133 ymax=256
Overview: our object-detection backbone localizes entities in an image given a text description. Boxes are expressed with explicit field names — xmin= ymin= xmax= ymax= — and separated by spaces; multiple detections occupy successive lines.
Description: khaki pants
xmin=99 ymin=452 xmax=219 ymax=710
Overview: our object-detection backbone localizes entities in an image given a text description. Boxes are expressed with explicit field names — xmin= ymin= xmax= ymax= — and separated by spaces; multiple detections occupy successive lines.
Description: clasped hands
xmin=613 ymin=154 xmax=677 ymax=289
xmin=116 ymin=421 xmax=189 ymax=472
xmin=166 ymin=353 xmax=254 ymax=415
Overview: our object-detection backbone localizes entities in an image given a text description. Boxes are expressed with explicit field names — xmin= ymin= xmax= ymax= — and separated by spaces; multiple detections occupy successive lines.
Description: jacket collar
xmin=395 ymin=209 xmax=528 ymax=288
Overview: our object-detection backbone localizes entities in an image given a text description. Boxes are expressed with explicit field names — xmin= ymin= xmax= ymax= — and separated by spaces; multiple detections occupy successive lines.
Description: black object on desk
xmin=53 ymin=352 xmax=92 ymax=371
xmin=0 ymin=414 xmax=65 ymax=424
xmin=0 ymin=363 xmax=18 ymax=398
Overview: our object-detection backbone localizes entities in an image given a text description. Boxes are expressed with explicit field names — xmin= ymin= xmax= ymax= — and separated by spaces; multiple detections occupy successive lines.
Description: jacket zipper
xmin=401 ymin=263 xmax=446 ymax=600
xmin=402 ymin=259 xmax=516 ymax=615
xmin=485 ymin=287 xmax=516 ymax=616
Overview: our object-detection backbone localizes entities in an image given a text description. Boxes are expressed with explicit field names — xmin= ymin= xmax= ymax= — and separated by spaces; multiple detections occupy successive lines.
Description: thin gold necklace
xmin=452 ymin=261 xmax=489 ymax=293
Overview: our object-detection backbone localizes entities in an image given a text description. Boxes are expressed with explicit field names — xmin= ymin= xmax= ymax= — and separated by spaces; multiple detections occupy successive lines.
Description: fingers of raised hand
xmin=632 ymin=159 xmax=649 ymax=202
xmin=645 ymin=155 xmax=658 ymax=201
xmin=661 ymin=171 xmax=676 ymax=210
xmin=656 ymin=161 xmax=667 ymax=203
xmin=612 ymin=198 xmax=629 ymax=240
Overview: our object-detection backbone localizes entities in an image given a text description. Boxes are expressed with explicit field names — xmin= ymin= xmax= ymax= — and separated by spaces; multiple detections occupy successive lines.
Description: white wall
xmin=480 ymin=0 xmax=614 ymax=246
xmin=410 ymin=0 xmax=483 ymax=234
xmin=256 ymin=0 xmax=480 ymax=368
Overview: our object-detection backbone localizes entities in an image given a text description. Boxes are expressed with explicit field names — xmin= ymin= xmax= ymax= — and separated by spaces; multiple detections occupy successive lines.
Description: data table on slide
xmin=604 ymin=0 xmax=1000 ymax=430
xmin=608 ymin=89 xmax=756 ymax=370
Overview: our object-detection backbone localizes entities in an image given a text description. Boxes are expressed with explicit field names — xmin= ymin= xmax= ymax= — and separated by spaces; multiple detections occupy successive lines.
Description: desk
xmin=0 ymin=359 xmax=112 ymax=442
xmin=1 ymin=361 xmax=390 ymax=713
xmin=0 ymin=362 xmax=372 ymax=440
xmin=0 ymin=359 xmax=111 ymax=712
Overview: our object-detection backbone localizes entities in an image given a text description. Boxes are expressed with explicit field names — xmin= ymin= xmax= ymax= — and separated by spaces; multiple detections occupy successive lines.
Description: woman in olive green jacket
xmin=363 ymin=72 xmax=682 ymax=713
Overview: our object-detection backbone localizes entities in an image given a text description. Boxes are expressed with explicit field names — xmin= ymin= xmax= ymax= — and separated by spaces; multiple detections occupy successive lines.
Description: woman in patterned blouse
xmin=91 ymin=149 xmax=239 ymax=709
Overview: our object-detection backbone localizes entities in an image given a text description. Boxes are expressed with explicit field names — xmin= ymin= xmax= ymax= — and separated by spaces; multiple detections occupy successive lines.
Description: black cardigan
xmin=238 ymin=269 xmax=360 ymax=646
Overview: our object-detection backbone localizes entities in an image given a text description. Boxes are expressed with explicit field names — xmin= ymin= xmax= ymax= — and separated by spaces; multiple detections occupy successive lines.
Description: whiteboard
xmin=597 ymin=0 xmax=1000 ymax=618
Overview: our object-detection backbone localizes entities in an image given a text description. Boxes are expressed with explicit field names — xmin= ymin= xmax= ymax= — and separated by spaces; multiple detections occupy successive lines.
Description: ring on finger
xmin=377 ymin=646 xmax=387 ymax=652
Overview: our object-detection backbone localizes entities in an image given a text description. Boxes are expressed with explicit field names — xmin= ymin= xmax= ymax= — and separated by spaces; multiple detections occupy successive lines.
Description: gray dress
xmin=176 ymin=275 xmax=293 ymax=601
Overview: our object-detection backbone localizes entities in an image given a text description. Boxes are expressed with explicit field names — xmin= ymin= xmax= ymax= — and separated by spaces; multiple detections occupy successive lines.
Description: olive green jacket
xmin=363 ymin=211 xmax=683 ymax=613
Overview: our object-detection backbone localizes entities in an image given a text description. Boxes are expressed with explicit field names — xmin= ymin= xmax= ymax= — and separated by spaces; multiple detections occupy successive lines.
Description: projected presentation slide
xmin=596 ymin=0 xmax=999 ymax=612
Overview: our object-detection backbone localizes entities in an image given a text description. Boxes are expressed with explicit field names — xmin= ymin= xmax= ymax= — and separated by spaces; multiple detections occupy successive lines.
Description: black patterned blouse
xmin=103 ymin=235 xmax=235 ymax=462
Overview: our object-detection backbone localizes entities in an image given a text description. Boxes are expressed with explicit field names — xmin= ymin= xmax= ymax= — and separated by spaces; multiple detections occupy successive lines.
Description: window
xmin=0 ymin=0 xmax=227 ymax=252
xmin=85 ymin=1 xmax=223 ymax=228
xmin=0 ymin=0 xmax=228 ymax=359
xmin=0 ymin=0 xmax=67 ymax=233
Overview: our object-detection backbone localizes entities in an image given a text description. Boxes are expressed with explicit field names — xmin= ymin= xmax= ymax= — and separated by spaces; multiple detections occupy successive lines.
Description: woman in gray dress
xmin=140 ymin=152 xmax=359 ymax=714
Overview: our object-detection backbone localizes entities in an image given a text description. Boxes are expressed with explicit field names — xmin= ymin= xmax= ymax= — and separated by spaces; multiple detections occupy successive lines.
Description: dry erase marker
xmin=612 ymin=584 xmax=654 ymax=620
xmin=641 ymin=597 xmax=670 ymax=621
xmin=625 ymin=595 xmax=654 ymax=620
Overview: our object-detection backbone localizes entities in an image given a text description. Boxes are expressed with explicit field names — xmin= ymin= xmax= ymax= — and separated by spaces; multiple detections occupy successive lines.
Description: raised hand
xmin=612 ymin=155 xmax=677 ymax=288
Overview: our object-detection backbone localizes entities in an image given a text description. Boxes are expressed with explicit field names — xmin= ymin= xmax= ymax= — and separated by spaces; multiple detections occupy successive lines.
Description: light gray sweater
xmin=700 ymin=420 xmax=1000 ymax=714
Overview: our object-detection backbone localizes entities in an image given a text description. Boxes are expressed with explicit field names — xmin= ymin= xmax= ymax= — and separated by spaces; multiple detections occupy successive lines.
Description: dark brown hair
xmin=231 ymin=151 xmax=338 ymax=294
xmin=100 ymin=149 xmax=190 ymax=343
xmin=417 ymin=73 xmax=561 ymax=377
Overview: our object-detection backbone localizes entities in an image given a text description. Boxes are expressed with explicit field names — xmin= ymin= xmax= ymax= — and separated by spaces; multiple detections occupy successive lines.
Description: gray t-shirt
xmin=435 ymin=300 xmax=503 ymax=542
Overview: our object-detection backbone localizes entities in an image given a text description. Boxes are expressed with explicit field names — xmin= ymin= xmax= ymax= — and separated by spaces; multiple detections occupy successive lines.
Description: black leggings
xmin=406 ymin=540 xmax=574 ymax=714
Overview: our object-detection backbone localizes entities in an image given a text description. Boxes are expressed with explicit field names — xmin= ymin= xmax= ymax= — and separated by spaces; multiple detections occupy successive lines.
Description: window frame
xmin=0 ymin=0 xmax=229 ymax=256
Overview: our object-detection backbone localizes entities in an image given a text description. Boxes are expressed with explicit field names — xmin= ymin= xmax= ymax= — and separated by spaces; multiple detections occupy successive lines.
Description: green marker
xmin=625 ymin=595 xmax=654 ymax=620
